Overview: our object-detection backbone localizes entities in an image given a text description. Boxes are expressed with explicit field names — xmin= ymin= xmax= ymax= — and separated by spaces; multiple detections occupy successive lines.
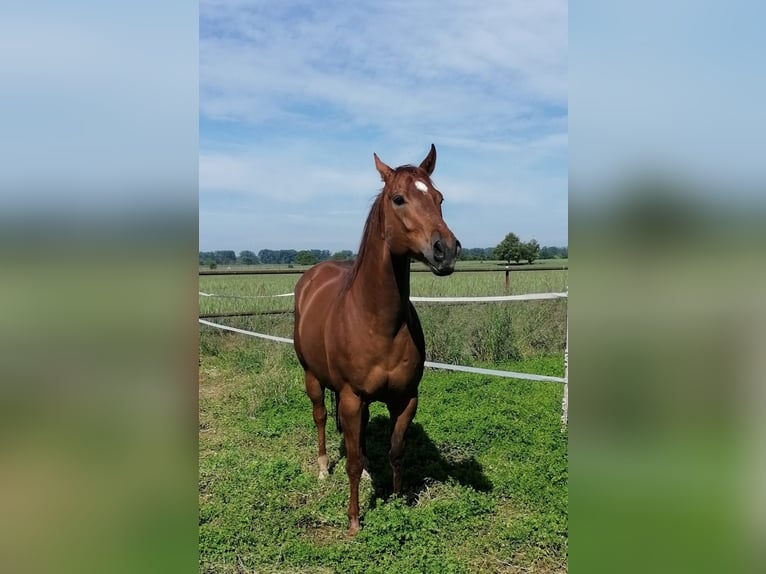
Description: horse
xmin=293 ymin=144 xmax=461 ymax=535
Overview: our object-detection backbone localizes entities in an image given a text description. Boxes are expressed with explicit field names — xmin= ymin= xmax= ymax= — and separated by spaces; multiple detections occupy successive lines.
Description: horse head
xmin=373 ymin=144 xmax=461 ymax=276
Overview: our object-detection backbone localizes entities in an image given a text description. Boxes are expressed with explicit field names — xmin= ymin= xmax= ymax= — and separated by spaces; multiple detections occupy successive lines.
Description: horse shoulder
xmin=295 ymin=262 xmax=351 ymax=381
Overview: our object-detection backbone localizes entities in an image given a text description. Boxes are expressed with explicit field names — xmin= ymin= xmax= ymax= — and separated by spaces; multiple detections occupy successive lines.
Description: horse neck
xmin=348 ymin=238 xmax=411 ymax=334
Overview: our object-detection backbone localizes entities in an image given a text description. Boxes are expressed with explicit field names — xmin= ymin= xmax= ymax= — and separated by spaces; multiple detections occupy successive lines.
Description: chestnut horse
xmin=293 ymin=145 xmax=460 ymax=535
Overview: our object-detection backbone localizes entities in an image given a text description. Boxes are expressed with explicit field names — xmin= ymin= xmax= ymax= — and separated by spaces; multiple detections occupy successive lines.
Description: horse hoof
xmin=318 ymin=469 xmax=328 ymax=480
xmin=347 ymin=522 xmax=360 ymax=537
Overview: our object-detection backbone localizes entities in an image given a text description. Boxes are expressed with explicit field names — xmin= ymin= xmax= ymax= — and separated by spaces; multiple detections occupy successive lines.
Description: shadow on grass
xmin=339 ymin=415 xmax=492 ymax=507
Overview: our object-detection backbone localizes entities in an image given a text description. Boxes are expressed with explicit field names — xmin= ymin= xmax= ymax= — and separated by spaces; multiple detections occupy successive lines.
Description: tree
xmin=279 ymin=250 xmax=298 ymax=264
xmin=238 ymin=250 xmax=259 ymax=265
xmin=494 ymin=233 xmax=522 ymax=263
xmin=258 ymin=249 xmax=277 ymax=264
xmin=540 ymin=245 xmax=568 ymax=259
xmin=310 ymin=249 xmax=331 ymax=262
xmin=295 ymin=250 xmax=317 ymax=265
xmin=331 ymin=250 xmax=354 ymax=261
xmin=520 ymin=239 xmax=540 ymax=264
xmin=216 ymin=250 xmax=237 ymax=264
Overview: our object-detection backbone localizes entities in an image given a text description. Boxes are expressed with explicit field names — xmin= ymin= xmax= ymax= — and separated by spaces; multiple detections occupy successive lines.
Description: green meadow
xmin=199 ymin=264 xmax=568 ymax=573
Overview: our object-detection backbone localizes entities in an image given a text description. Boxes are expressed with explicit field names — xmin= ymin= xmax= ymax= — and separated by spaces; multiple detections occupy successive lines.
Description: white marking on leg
xmin=414 ymin=180 xmax=428 ymax=193
xmin=318 ymin=454 xmax=329 ymax=479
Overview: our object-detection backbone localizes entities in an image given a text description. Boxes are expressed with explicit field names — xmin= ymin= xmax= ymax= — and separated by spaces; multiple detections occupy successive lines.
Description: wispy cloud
xmin=200 ymin=0 xmax=567 ymax=251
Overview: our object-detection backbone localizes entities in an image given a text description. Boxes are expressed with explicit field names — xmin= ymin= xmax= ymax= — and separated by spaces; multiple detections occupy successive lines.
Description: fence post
xmin=561 ymin=315 xmax=568 ymax=425
xmin=504 ymin=265 xmax=510 ymax=294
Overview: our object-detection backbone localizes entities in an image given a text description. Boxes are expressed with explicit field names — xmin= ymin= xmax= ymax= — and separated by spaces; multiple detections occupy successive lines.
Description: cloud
xmin=199 ymin=0 xmax=568 ymax=250
xmin=200 ymin=0 xmax=566 ymax=136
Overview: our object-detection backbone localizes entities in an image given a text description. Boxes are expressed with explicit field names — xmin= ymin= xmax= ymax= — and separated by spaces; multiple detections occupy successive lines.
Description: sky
xmin=1 ymin=2 xmax=197 ymax=215
xmin=199 ymin=0 xmax=568 ymax=253
xmin=570 ymin=1 xmax=766 ymax=201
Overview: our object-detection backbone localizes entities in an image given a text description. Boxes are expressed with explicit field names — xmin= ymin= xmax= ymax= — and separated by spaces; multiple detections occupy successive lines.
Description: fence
xmin=199 ymin=265 xmax=568 ymax=276
xmin=199 ymin=290 xmax=569 ymax=424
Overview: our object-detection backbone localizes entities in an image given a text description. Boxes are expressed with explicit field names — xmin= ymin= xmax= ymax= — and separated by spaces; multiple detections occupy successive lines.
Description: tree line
xmin=199 ymin=236 xmax=566 ymax=267
xmin=198 ymin=249 xmax=354 ymax=267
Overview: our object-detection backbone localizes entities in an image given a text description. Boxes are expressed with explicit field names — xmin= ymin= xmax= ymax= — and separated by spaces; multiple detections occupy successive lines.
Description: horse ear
xmin=374 ymin=153 xmax=393 ymax=182
xmin=419 ymin=144 xmax=437 ymax=175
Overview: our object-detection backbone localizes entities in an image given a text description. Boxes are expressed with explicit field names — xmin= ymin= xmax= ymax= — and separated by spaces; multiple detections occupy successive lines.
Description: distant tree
xmin=310 ymin=249 xmax=331 ymax=262
xmin=280 ymin=249 xmax=298 ymax=264
xmin=494 ymin=233 xmax=522 ymax=263
xmin=238 ymin=250 xmax=259 ymax=265
xmin=208 ymin=262 xmax=217 ymax=270
xmin=199 ymin=250 xmax=237 ymax=265
xmin=520 ymin=239 xmax=540 ymax=264
xmin=258 ymin=249 xmax=277 ymax=264
xmin=540 ymin=246 xmax=568 ymax=259
xmin=331 ymin=250 xmax=354 ymax=261
xmin=216 ymin=250 xmax=237 ymax=264
xmin=295 ymin=250 xmax=317 ymax=265
xmin=460 ymin=247 xmax=490 ymax=261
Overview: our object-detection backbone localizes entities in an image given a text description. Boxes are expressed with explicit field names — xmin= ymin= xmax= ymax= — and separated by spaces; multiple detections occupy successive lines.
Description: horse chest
xmin=332 ymin=328 xmax=423 ymax=397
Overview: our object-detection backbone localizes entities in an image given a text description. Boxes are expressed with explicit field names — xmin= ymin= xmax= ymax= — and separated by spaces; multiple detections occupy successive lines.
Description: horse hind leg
xmin=305 ymin=371 xmax=329 ymax=479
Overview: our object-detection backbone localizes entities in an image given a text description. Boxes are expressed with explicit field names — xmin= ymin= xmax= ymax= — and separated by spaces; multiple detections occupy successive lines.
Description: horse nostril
xmin=433 ymin=239 xmax=445 ymax=262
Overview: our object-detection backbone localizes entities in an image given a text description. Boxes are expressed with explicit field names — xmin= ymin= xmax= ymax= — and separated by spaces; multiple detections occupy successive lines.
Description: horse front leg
xmin=387 ymin=394 xmax=418 ymax=495
xmin=338 ymin=390 xmax=364 ymax=536
xmin=304 ymin=372 xmax=328 ymax=479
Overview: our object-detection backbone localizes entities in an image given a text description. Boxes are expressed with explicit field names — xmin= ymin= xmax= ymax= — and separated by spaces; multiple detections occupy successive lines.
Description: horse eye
xmin=393 ymin=195 xmax=406 ymax=206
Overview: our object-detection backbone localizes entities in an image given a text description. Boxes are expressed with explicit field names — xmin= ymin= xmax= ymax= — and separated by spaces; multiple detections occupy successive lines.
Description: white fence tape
xmin=198 ymin=319 xmax=294 ymax=344
xmin=200 ymin=291 xmax=568 ymax=303
xmin=198 ymin=318 xmax=565 ymax=384
xmin=411 ymin=292 xmax=567 ymax=303
xmin=199 ymin=291 xmax=294 ymax=299
xmin=423 ymin=361 xmax=565 ymax=383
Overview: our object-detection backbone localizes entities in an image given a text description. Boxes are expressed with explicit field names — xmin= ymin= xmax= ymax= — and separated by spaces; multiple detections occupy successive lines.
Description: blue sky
xmin=570 ymin=1 xmax=766 ymax=201
xmin=199 ymin=0 xmax=568 ymax=252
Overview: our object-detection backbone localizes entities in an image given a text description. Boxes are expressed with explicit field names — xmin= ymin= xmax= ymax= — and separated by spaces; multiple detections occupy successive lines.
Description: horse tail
xmin=332 ymin=390 xmax=342 ymax=432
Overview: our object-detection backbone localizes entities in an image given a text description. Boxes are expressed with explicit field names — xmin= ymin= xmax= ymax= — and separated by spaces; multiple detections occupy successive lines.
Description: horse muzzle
xmin=426 ymin=234 xmax=461 ymax=276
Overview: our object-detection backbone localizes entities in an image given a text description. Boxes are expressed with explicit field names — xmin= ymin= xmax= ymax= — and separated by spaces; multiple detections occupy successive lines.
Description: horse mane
xmin=343 ymin=190 xmax=385 ymax=291
xmin=342 ymin=165 xmax=422 ymax=291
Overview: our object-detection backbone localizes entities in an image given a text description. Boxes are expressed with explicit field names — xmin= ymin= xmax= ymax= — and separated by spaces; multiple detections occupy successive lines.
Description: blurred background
xmin=1 ymin=1 xmax=764 ymax=573
xmin=570 ymin=2 xmax=765 ymax=573
xmin=0 ymin=2 xmax=198 ymax=573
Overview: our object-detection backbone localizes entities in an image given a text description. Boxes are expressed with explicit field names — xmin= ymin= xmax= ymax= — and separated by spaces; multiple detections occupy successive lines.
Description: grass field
xmin=199 ymin=264 xmax=568 ymax=573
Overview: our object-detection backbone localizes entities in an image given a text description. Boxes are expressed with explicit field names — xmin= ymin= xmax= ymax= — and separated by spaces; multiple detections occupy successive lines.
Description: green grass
xmin=199 ymin=265 xmax=568 ymax=572
xmin=199 ymin=331 xmax=568 ymax=573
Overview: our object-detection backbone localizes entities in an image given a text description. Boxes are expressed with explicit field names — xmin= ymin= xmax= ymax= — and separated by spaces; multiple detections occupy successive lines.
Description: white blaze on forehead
xmin=414 ymin=180 xmax=429 ymax=193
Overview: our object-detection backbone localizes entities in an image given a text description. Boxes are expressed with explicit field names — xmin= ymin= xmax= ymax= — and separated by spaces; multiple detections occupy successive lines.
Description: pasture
xmin=199 ymin=266 xmax=568 ymax=573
